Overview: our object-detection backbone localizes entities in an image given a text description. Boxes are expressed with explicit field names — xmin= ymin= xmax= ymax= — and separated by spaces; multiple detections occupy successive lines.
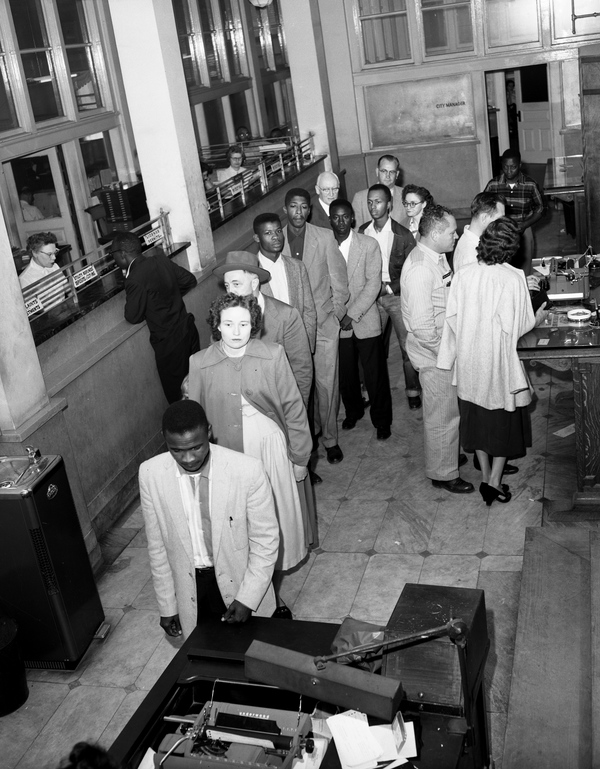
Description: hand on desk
xmin=222 ymin=599 xmax=251 ymax=624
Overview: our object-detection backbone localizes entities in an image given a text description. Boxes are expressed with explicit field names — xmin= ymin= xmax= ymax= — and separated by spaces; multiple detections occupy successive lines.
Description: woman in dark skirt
xmin=437 ymin=217 xmax=545 ymax=506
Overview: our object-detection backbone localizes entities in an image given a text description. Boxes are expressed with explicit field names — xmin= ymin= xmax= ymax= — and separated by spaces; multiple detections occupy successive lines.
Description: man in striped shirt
xmin=484 ymin=149 xmax=544 ymax=275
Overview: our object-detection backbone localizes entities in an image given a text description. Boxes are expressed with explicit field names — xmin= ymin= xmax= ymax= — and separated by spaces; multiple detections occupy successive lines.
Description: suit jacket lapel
xmin=283 ymin=257 xmax=299 ymax=307
xmin=164 ymin=457 xmax=194 ymax=564
xmin=209 ymin=448 xmax=227 ymax=558
xmin=346 ymin=235 xmax=360 ymax=282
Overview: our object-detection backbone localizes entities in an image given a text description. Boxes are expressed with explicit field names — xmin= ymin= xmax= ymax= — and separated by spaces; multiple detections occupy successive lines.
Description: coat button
xmin=246 ymin=389 xmax=253 ymax=396
xmin=191 ymin=596 xmax=196 ymax=603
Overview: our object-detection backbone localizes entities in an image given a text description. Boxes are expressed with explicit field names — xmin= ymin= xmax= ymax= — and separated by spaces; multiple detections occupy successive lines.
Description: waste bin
xmin=0 ymin=616 xmax=28 ymax=716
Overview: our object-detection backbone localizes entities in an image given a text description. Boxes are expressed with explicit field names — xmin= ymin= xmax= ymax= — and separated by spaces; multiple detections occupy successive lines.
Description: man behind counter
xmin=110 ymin=231 xmax=199 ymax=404
xmin=139 ymin=400 xmax=279 ymax=638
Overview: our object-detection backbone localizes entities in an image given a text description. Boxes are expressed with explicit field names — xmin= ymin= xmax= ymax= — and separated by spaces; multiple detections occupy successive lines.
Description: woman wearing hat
xmin=183 ymin=289 xmax=312 ymax=618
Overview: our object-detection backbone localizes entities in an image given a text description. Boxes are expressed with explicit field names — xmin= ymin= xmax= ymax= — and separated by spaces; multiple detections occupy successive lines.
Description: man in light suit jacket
xmin=282 ymin=188 xmax=349 ymax=465
xmin=330 ymin=199 xmax=393 ymax=440
xmin=308 ymin=171 xmax=340 ymax=230
xmin=139 ymin=400 xmax=279 ymax=640
xmin=213 ymin=250 xmax=313 ymax=407
xmin=253 ymin=212 xmax=317 ymax=350
xmin=351 ymin=155 xmax=409 ymax=230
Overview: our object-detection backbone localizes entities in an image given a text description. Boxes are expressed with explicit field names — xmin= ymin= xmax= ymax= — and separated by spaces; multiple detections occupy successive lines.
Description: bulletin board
xmin=365 ymin=74 xmax=476 ymax=148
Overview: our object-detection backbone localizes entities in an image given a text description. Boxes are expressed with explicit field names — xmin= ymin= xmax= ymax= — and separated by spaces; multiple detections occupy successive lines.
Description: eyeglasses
xmin=319 ymin=187 xmax=339 ymax=194
xmin=403 ymin=200 xmax=422 ymax=208
xmin=37 ymin=249 xmax=57 ymax=256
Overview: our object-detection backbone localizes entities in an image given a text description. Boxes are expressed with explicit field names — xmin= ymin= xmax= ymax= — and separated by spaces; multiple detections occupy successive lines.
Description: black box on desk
xmin=383 ymin=584 xmax=488 ymax=714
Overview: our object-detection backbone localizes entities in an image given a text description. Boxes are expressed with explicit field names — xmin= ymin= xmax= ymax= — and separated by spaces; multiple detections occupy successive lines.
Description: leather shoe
xmin=309 ymin=469 xmax=322 ymax=485
xmin=342 ymin=415 xmax=362 ymax=430
xmin=431 ymin=477 xmax=475 ymax=494
xmin=326 ymin=445 xmax=344 ymax=464
xmin=473 ymin=455 xmax=519 ymax=475
xmin=377 ymin=427 xmax=391 ymax=440
xmin=272 ymin=605 xmax=293 ymax=619
xmin=459 ymin=453 xmax=468 ymax=467
xmin=408 ymin=395 xmax=422 ymax=410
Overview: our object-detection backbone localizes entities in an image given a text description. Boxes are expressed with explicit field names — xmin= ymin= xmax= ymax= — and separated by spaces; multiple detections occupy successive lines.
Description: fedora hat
xmin=213 ymin=251 xmax=271 ymax=283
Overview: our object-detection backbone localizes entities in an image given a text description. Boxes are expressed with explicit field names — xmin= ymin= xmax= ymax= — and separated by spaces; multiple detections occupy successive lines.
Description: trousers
xmin=339 ymin=333 xmax=392 ymax=429
xmin=419 ymin=365 xmax=460 ymax=481
xmin=378 ymin=294 xmax=421 ymax=394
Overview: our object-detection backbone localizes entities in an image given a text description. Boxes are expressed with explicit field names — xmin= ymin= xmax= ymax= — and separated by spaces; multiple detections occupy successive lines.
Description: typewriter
xmin=153 ymin=681 xmax=314 ymax=769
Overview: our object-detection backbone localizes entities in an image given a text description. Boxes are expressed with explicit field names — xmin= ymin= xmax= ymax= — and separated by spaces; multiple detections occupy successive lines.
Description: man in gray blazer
xmin=282 ymin=188 xmax=349 ymax=465
xmin=213 ymin=250 xmax=313 ymax=408
xmin=351 ymin=155 xmax=409 ymax=230
xmin=253 ymin=212 xmax=317 ymax=350
xmin=139 ymin=400 xmax=279 ymax=639
xmin=331 ymin=199 xmax=393 ymax=440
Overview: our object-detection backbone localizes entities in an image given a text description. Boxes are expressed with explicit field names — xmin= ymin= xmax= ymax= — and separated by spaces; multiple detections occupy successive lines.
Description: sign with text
xmin=142 ymin=227 xmax=163 ymax=246
xmin=270 ymin=159 xmax=283 ymax=173
xmin=73 ymin=265 xmax=98 ymax=288
xmin=25 ymin=296 xmax=44 ymax=317
xmin=365 ymin=73 xmax=475 ymax=147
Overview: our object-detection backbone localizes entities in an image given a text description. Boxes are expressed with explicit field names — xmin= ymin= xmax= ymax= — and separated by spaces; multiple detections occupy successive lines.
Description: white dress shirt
xmin=259 ymin=253 xmax=290 ymax=305
xmin=175 ymin=457 xmax=213 ymax=568
xmin=337 ymin=231 xmax=353 ymax=263
xmin=365 ymin=219 xmax=393 ymax=282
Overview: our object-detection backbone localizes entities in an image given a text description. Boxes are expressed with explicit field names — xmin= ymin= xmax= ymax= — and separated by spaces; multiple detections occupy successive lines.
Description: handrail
xmin=205 ymin=134 xmax=315 ymax=224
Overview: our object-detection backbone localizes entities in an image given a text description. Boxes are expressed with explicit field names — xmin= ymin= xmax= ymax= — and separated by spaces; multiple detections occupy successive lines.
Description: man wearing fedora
xmin=213 ymin=251 xmax=313 ymax=408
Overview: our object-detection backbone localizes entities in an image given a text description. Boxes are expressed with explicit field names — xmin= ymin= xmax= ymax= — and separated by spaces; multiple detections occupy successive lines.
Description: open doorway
xmin=485 ymin=64 xmax=550 ymax=178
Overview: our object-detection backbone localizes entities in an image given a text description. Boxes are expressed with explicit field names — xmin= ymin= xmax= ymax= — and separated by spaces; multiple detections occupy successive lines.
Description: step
xmin=503 ymin=527 xmax=592 ymax=768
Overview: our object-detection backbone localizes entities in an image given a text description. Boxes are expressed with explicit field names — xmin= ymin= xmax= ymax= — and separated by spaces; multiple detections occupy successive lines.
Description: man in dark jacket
xmin=111 ymin=231 xmax=199 ymax=403
xmin=359 ymin=184 xmax=420 ymax=409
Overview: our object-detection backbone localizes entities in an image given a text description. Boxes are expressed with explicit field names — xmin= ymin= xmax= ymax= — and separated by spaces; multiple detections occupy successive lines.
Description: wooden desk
xmin=518 ymin=307 xmax=600 ymax=518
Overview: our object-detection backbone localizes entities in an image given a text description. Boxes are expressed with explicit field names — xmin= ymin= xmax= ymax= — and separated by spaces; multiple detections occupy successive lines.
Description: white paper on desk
xmin=138 ymin=748 xmax=156 ymax=769
xmin=370 ymin=721 xmax=417 ymax=763
xmin=327 ymin=710 xmax=382 ymax=769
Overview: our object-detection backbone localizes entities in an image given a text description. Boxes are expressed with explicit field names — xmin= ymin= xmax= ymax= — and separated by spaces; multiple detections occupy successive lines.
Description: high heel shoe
xmin=480 ymin=482 xmax=511 ymax=506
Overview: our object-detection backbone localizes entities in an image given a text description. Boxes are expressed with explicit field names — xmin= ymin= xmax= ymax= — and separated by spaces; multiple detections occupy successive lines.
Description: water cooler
xmin=0 ymin=449 xmax=105 ymax=669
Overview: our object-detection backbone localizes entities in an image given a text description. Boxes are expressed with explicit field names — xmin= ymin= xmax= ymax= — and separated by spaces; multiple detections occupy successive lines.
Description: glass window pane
xmin=22 ymin=51 xmax=63 ymax=121
xmin=12 ymin=155 xmax=60 ymax=220
xmin=9 ymin=0 xmax=48 ymax=50
xmin=56 ymin=0 xmax=88 ymax=45
xmin=222 ymin=0 xmax=244 ymax=78
xmin=361 ymin=15 xmax=410 ymax=63
xmin=262 ymin=81 xmax=279 ymax=134
xmin=230 ymin=90 xmax=250 ymax=134
xmin=552 ymin=0 xmax=600 ymax=39
xmin=204 ymin=98 xmax=227 ymax=145
xmin=422 ymin=2 xmax=474 ymax=56
xmin=80 ymin=132 xmax=116 ymax=194
xmin=197 ymin=0 xmax=223 ymax=82
xmin=65 ymin=46 xmax=102 ymax=111
xmin=172 ymin=0 xmax=201 ymax=87
xmin=266 ymin=3 xmax=286 ymax=69
xmin=359 ymin=0 xmax=406 ymax=13
xmin=0 ymin=55 xmax=19 ymax=132
xmin=485 ymin=0 xmax=539 ymax=47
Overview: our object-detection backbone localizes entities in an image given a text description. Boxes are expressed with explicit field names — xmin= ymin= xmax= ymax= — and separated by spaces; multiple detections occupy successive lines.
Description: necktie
xmin=189 ymin=474 xmax=212 ymax=560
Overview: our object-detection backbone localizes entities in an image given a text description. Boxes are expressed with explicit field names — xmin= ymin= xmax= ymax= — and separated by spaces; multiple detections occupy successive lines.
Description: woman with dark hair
xmin=437 ymin=217 xmax=544 ymax=506
xmin=401 ymin=184 xmax=435 ymax=238
xmin=184 ymin=293 xmax=312 ymax=616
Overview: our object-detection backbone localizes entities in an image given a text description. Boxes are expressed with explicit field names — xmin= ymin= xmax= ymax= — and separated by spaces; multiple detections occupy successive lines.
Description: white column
xmin=0 ymin=215 xmax=49 ymax=432
xmin=106 ymin=0 xmax=214 ymax=268
xmin=279 ymin=0 xmax=338 ymax=168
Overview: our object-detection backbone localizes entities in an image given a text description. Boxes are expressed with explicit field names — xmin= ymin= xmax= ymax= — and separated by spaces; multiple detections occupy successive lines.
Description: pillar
xmin=279 ymin=0 xmax=339 ymax=170
xmin=106 ymin=0 xmax=214 ymax=269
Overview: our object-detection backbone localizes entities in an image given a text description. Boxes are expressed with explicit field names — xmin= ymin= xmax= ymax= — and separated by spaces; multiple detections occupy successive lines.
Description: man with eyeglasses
xmin=352 ymin=155 xmax=409 ymax=230
xmin=310 ymin=171 xmax=340 ymax=229
xmin=19 ymin=231 xmax=68 ymax=311
xmin=110 ymin=231 xmax=200 ymax=404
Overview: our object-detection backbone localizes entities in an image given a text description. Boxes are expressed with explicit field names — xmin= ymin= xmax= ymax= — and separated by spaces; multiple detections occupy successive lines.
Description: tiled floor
xmin=0 ymin=207 xmax=583 ymax=769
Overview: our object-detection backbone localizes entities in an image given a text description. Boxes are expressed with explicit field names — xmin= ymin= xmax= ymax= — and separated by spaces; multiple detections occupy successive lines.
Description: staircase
xmin=503 ymin=527 xmax=600 ymax=768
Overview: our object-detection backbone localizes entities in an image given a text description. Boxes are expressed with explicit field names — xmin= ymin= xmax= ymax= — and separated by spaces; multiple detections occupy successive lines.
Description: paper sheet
xmin=327 ymin=710 xmax=383 ymax=769
xmin=138 ymin=748 xmax=156 ymax=769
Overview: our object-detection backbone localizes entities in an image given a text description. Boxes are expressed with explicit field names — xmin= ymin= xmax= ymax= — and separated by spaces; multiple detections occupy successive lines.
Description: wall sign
xmin=365 ymin=73 xmax=475 ymax=148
